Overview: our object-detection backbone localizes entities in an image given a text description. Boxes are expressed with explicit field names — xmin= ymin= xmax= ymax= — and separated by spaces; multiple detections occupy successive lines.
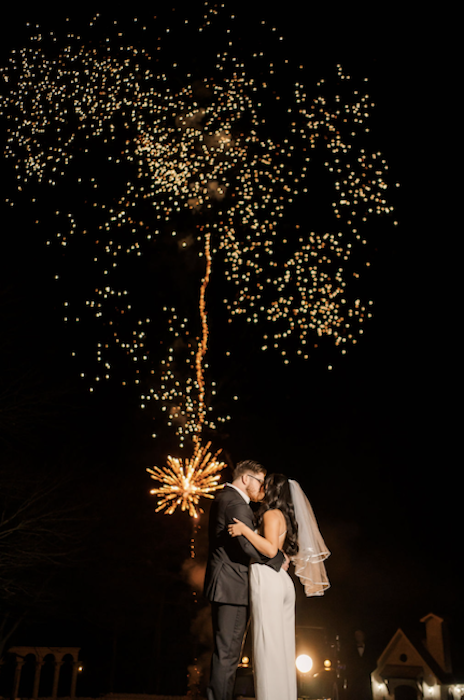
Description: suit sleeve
xmin=225 ymin=499 xmax=285 ymax=572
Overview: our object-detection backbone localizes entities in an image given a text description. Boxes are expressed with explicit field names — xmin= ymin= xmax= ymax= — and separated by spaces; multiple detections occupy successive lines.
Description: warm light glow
xmin=324 ymin=659 xmax=332 ymax=669
xmin=147 ymin=440 xmax=225 ymax=518
xmin=296 ymin=655 xmax=313 ymax=673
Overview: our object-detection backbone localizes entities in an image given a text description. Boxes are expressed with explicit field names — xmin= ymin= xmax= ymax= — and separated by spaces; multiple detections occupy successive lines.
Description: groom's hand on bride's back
xmin=282 ymin=552 xmax=290 ymax=572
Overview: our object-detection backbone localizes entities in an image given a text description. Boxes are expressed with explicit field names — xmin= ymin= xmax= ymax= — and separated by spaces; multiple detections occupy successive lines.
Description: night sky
xmin=0 ymin=2 xmax=461 ymax=697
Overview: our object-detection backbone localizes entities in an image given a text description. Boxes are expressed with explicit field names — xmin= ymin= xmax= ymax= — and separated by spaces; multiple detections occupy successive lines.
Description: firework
xmin=147 ymin=441 xmax=225 ymax=518
xmin=1 ymin=8 xmax=397 ymax=444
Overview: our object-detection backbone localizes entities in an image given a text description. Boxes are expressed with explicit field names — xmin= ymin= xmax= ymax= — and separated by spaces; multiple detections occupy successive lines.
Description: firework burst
xmin=147 ymin=440 xmax=225 ymax=518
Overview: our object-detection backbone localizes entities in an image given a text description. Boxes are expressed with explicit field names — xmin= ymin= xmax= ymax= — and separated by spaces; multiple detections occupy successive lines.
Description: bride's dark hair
xmin=255 ymin=473 xmax=299 ymax=556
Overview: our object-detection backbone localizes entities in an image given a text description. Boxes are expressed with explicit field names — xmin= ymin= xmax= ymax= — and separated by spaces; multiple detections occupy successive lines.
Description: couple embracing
xmin=203 ymin=460 xmax=330 ymax=700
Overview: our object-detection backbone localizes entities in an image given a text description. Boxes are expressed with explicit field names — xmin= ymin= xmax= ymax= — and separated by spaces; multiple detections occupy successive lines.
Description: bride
xmin=228 ymin=473 xmax=330 ymax=700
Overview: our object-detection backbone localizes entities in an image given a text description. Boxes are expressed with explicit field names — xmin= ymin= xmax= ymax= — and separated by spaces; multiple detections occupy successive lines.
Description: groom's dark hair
xmin=233 ymin=460 xmax=266 ymax=480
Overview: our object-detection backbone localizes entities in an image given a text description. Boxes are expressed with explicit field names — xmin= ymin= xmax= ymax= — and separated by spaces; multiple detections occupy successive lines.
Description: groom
xmin=203 ymin=460 xmax=285 ymax=700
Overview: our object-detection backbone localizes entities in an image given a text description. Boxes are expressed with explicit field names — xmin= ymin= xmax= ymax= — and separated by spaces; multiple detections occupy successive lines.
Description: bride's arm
xmin=228 ymin=509 xmax=282 ymax=558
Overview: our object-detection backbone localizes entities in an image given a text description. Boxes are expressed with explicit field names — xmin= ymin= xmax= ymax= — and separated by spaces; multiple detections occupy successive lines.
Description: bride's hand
xmin=228 ymin=517 xmax=246 ymax=537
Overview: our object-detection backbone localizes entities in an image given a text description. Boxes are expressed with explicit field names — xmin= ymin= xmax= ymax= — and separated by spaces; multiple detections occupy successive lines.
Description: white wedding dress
xmin=250 ymin=529 xmax=297 ymax=700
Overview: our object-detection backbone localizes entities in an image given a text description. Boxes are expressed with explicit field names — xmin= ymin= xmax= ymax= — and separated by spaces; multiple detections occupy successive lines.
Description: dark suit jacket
xmin=203 ymin=485 xmax=285 ymax=605
xmin=345 ymin=644 xmax=375 ymax=700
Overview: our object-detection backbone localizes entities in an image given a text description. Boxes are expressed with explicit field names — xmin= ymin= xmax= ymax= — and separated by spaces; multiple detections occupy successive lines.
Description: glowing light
xmin=147 ymin=440 xmax=225 ymax=518
xmin=296 ymin=655 xmax=313 ymax=674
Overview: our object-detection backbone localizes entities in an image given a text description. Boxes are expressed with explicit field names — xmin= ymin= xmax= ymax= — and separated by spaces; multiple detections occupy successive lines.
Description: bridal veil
xmin=288 ymin=479 xmax=330 ymax=597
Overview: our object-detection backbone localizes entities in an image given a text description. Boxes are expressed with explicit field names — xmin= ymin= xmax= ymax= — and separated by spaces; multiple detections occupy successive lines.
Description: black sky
xmin=1 ymin=1 xmax=461 ymax=692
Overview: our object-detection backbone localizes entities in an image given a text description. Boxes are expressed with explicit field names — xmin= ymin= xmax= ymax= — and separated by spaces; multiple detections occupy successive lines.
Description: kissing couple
xmin=203 ymin=459 xmax=330 ymax=700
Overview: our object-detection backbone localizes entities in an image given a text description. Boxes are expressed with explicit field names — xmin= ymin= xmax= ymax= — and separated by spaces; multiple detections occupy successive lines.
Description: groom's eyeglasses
xmin=247 ymin=474 xmax=264 ymax=486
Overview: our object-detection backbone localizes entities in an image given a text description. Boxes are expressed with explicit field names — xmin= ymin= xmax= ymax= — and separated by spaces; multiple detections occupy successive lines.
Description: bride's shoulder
xmin=263 ymin=508 xmax=285 ymax=522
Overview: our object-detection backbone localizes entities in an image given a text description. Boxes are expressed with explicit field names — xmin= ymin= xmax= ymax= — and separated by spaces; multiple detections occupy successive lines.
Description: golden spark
xmin=146 ymin=440 xmax=225 ymax=518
